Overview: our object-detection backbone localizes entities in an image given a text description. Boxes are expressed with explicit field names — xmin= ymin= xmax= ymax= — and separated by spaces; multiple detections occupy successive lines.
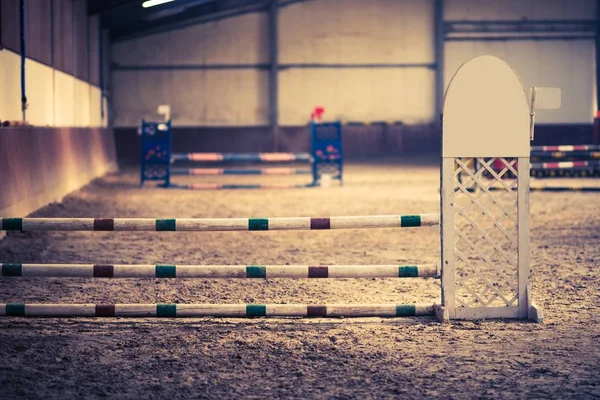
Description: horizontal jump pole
xmin=171 ymin=153 xmax=313 ymax=162
xmin=0 ymin=214 xmax=440 ymax=231
xmin=1 ymin=263 xmax=439 ymax=279
xmin=531 ymin=160 xmax=600 ymax=169
xmin=168 ymin=183 xmax=317 ymax=190
xmin=530 ymin=151 xmax=600 ymax=159
xmin=530 ymin=186 xmax=600 ymax=192
xmin=171 ymin=167 xmax=312 ymax=176
xmin=0 ymin=303 xmax=436 ymax=318
xmin=488 ymin=186 xmax=600 ymax=192
xmin=530 ymin=145 xmax=600 ymax=152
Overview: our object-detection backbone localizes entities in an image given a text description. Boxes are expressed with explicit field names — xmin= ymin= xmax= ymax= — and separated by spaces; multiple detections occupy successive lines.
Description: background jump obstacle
xmin=0 ymin=55 xmax=543 ymax=323
xmin=139 ymin=120 xmax=343 ymax=189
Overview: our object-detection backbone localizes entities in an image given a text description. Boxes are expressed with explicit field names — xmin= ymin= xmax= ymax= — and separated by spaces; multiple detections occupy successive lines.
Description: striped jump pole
xmin=0 ymin=303 xmax=436 ymax=318
xmin=530 ymin=145 xmax=600 ymax=152
xmin=171 ymin=167 xmax=312 ymax=176
xmin=531 ymin=160 xmax=600 ymax=170
xmin=171 ymin=153 xmax=313 ymax=162
xmin=167 ymin=183 xmax=318 ymax=190
xmin=0 ymin=264 xmax=440 ymax=279
xmin=0 ymin=214 xmax=439 ymax=232
xmin=530 ymin=186 xmax=600 ymax=192
xmin=530 ymin=151 xmax=600 ymax=159
xmin=488 ymin=185 xmax=600 ymax=192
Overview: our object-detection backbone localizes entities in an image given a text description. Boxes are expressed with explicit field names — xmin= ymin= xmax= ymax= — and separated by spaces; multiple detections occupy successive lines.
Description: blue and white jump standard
xmin=139 ymin=121 xmax=343 ymax=189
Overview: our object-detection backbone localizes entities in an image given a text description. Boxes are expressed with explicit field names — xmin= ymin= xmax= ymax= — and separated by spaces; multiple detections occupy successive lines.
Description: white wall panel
xmin=1 ymin=50 xmax=104 ymax=128
xmin=279 ymin=68 xmax=435 ymax=125
xmin=54 ymin=70 xmax=76 ymax=127
xmin=0 ymin=51 xmax=23 ymax=121
xmin=112 ymin=12 xmax=268 ymax=65
xmin=445 ymin=40 xmax=595 ymax=123
xmin=74 ymin=78 xmax=91 ymax=127
xmin=90 ymin=86 xmax=102 ymax=127
xmin=112 ymin=70 xmax=268 ymax=127
xmin=25 ymin=59 xmax=54 ymax=126
xmin=445 ymin=0 xmax=596 ymax=20
xmin=280 ymin=0 xmax=435 ymax=64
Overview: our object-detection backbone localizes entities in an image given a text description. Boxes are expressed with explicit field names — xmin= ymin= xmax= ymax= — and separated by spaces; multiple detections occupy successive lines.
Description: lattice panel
xmin=143 ymin=165 xmax=169 ymax=179
xmin=453 ymin=157 xmax=519 ymax=309
xmin=317 ymin=163 xmax=342 ymax=179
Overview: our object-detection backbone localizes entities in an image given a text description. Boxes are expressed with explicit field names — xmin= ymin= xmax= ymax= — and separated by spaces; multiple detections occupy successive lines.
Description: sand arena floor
xmin=0 ymin=158 xmax=599 ymax=399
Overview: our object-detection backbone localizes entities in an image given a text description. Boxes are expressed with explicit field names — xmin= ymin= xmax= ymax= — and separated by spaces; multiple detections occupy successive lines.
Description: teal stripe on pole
xmin=400 ymin=215 xmax=421 ymax=227
xmin=246 ymin=266 xmax=266 ymax=278
xmin=398 ymin=266 xmax=419 ymax=278
xmin=396 ymin=304 xmax=417 ymax=316
xmin=249 ymin=219 xmax=268 ymax=230
xmin=2 ymin=263 xmax=22 ymax=276
xmin=6 ymin=303 xmax=25 ymax=316
xmin=156 ymin=219 xmax=176 ymax=231
xmin=157 ymin=304 xmax=177 ymax=317
xmin=156 ymin=265 xmax=176 ymax=278
xmin=1 ymin=218 xmax=22 ymax=231
xmin=246 ymin=304 xmax=267 ymax=317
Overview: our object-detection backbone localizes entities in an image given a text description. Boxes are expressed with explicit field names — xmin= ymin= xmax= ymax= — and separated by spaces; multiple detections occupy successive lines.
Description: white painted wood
xmin=443 ymin=55 xmax=530 ymax=157
xmin=434 ymin=305 xmax=449 ymax=323
xmin=22 ymin=218 xmax=96 ymax=231
xmin=266 ymin=305 xmax=308 ymax=316
xmin=176 ymin=304 xmax=247 ymax=317
xmin=440 ymin=158 xmax=457 ymax=319
xmin=527 ymin=286 xmax=544 ymax=323
xmin=115 ymin=304 xmax=158 ymax=317
xmin=454 ymin=306 xmax=521 ymax=320
xmin=0 ymin=50 xmax=22 ymax=121
xmin=518 ymin=157 xmax=532 ymax=319
xmin=22 ymin=264 xmax=95 ymax=278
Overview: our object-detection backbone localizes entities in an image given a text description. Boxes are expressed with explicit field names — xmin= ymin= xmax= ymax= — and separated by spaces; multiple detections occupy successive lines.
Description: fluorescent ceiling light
xmin=142 ymin=0 xmax=176 ymax=8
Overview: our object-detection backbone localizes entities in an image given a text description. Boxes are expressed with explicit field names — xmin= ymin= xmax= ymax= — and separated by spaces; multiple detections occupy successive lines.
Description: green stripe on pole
xmin=398 ymin=266 xmax=419 ymax=278
xmin=156 ymin=219 xmax=176 ymax=231
xmin=156 ymin=265 xmax=176 ymax=278
xmin=6 ymin=303 xmax=26 ymax=317
xmin=248 ymin=219 xmax=268 ymax=231
xmin=2 ymin=218 xmax=23 ymax=231
xmin=246 ymin=304 xmax=266 ymax=317
xmin=2 ymin=263 xmax=22 ymax=277
xmin=246 ymin=266 xmax=266 ymax=278
xmin=157 ymin=304 xmax=177 ymax=317
xmin=400 ymin=215 xmax=421 ymax=227
xmin=396 ymin=304 xmax=417 ymax=316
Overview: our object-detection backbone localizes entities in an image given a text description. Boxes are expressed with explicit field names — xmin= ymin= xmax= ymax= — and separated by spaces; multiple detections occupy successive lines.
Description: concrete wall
xmin=111 ymin=12 xmax=269 ymax=127
xmin=111 ymin=0 xmax=436 ymax=127
xmin=111 ymin=0 xmax=596 ymax=129
xmin=445 ymin=0 xmax=597 ymax=124
xmin=0 ymin=127 xmax=117 ymax=218
xmin=0 ymin=0 xmax=116 ymax=222
xmin=278 ymin=0 xmax=435 ymax=125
